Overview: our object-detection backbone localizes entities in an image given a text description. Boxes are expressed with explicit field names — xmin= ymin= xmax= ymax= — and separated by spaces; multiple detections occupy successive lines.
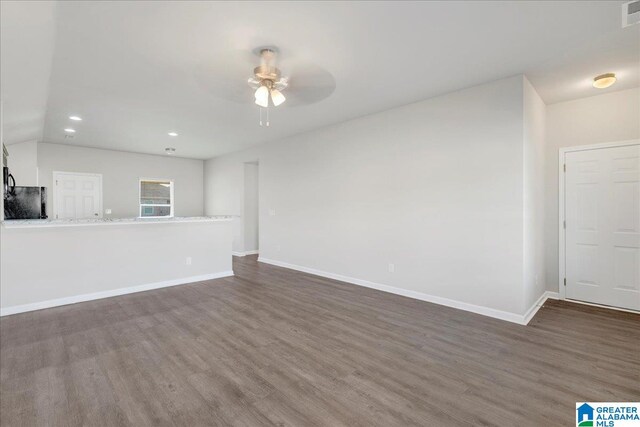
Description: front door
xmin=53 ymin=172 xmax=103 ymax=219
xmin=564 ymin=144 xmax=640 ymax=311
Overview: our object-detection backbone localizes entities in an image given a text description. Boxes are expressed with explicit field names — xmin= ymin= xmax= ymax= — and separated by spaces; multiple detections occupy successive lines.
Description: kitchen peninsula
xmin=1 ymin=216 xmax=234 ymax=315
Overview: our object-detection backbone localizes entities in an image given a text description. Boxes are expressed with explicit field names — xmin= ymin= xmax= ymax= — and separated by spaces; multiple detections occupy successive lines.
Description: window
xmin=139 ymin=179 xmax=174 ymax=218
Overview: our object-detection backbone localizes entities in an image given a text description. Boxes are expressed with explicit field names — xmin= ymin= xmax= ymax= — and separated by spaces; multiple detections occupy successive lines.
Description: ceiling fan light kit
xmin=254 ymin=85 xmax=270 ymax=108
xmin=270 ymin=88 xmax=286 ymax=106
xmin=248 ymin=48 xmax=289 ymax=126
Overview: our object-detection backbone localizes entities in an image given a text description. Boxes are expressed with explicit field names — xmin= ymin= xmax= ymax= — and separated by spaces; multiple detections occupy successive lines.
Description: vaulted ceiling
xmin=1 ymin=1 xmax=638 ymax=159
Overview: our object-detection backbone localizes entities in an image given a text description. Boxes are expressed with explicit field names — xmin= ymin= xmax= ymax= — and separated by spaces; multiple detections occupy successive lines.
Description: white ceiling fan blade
xmin=274 ymin=77 xmax=289 ymax=91
xmin=276 ymin=59 xmax=336 ymax=107
xmin=194 ymin=49 xmax=335 ymax=107
xmin=194 ymin=49 xmax=257 ymax=103
xmin=247 ymin=77 xmax=262 ymax=90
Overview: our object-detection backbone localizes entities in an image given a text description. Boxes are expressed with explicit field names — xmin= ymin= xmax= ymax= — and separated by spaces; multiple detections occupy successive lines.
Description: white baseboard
xmin=522 ymin=291 xmax=559 ymax=325
xmin=258 ymin=257 xmax=553 ymax=325
xmin=233 ymin=250 xmax=259 ymax=257
xmin=0 ymin=271 xmax=235 ymax=317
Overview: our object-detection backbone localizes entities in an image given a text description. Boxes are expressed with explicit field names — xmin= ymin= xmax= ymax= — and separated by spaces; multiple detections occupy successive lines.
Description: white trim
xmin=559 ymin=139 xmax=639 ymax=153
xmin=233 ymin=250 xmax=259 ymax=257
xmin=546 ymin=291 xmax=560 ymax=300
xmin=558 ymin=139 xmax=640 ymax=301
xmin=53 ymin=171 xmax=103 ymax=220
xmin=52 ymin=171 xmax=104 ymax=177
xmin=522 ymin=291 xmax=560 ymax=325
xmin=565 ymin=298 xmax=640 ymax=315
xmin=558 ymin=149 xmax=566 ymax=300
xmin=139 ymin=177 xmax=174 ymax=218
xmin=258 ymin=257 xmax=556 ymax=325
xmin=0 ymin=271 xmax=234 ymax=317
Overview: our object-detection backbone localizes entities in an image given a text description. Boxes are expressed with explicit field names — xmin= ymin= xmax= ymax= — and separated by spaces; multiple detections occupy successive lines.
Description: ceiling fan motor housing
xmin=254 ymin=47 xmax=282 ymax=88
xmin=253 ymin=65 xmax=281 ymax=87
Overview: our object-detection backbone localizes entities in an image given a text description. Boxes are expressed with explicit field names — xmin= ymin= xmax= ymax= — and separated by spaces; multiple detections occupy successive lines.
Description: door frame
xmin=53 ymin=171 xmax=103 ymax=219
xmin=558 ymin=139 xmax=640 ymax=301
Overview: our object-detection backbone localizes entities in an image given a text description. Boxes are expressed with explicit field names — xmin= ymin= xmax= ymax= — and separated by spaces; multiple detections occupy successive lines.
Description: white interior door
xmin=54 ymin=172 xmax=103 ymax=219
xmin=565 ymin=144 xmax=640 ymax=311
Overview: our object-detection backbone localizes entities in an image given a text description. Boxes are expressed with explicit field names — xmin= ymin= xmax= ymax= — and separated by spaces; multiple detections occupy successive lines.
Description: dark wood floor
xmin=1 ymin=255 xmax=639 ymax=426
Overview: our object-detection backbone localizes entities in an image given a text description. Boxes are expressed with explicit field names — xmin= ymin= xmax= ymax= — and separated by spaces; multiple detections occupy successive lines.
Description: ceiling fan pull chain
xmin=266 ymin=106 xmax=270 ymax=127
xmin=259 ymin=107 xmax=263 ymax=126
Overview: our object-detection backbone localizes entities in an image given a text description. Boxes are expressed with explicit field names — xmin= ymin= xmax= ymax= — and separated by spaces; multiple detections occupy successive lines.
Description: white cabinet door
xmin=54 ymin=172 xmax=102 ymax=219
xmin=565 ymin=144 xmax=640 ymax=310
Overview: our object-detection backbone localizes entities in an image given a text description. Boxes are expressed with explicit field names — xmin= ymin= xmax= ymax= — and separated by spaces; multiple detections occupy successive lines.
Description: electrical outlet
xmin=388 ymin=263 xmax=395 ymax=273
xmin=269 ymin=208 xmax=276 ymax=216
xmin=105 ymin=208 xmax=112 ymax=215
xmin=186 ymin=257 xmax=192 ymax=265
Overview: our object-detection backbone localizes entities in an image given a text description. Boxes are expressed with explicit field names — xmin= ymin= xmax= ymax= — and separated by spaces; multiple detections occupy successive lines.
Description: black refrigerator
xmin=4 ymin=185 xmax=48 ymax=220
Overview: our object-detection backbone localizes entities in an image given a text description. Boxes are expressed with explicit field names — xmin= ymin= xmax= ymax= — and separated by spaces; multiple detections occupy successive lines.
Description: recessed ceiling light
xmin=69 ymin=116 xmax=82 ymax=121
xmin=165 ymin=147 xmax=176 ymax=155
xmin=593 ymin=73 xmax=616 ymax=89
xmin=168 ymin=132 xmax=178 ymax=137
xmin=64 ymin=128 xmax=76 ymax=133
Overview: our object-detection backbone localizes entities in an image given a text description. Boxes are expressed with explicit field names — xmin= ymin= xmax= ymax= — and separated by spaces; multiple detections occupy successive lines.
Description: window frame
xmin=138 ymin=178 xmax=174 ymax=218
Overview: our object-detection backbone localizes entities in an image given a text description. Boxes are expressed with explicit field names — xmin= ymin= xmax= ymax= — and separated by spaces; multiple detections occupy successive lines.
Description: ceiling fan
xmin=247 ymin=48 xmax=288 ymax=109
xmin=194 ymin=45 xmax=336 ymax=126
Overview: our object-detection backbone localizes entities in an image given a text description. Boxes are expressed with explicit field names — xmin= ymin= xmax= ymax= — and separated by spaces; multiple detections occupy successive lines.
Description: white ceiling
xmin=1 ymin=1 xmax=638 ymax=159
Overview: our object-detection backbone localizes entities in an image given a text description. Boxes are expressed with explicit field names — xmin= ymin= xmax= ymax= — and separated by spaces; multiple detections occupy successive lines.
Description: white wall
xmin=523 ymin=77 xmax=547 ymax=312
xmin=206 ymin=75 xmax=539 ymax=317
xmin=37 ymin=143 xmax=204 ymax=218
xmin=243 ymin=162 xmax=259 ymax=253
xmin=544 ymin=88 xmax=640 ymax=293
xmin=5 ymin=140 xmax=38 ymax=186
xmin=204 ymin=147 xmax=260 ymax=253
xmin=1 ymin=221 xmax=233 ymax=313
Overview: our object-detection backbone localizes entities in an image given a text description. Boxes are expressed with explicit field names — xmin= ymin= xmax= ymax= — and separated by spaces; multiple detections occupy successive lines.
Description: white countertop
xmin=1 ymin=216 xmax=235 ymax=229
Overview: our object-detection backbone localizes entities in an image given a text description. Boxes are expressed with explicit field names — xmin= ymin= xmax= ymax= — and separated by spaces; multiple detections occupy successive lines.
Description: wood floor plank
xmin=1 ymin=254 xmax=639 ymax=426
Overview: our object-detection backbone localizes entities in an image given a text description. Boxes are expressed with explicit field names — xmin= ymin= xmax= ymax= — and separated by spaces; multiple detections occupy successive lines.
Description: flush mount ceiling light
xmin=593 ymin=73 xmax=617 ymax=89
xmin=64 ymin=128 xmax=76 ymax=133
xmin=165 ymin=147 xmax=176 ymax=155
xmin=247 ymin=48 xmax=289 ymax=126
xmin=69 ymin=115 xmax=82 ymax=121
xmin=168 ymin=132 xmax=178 ymax=137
